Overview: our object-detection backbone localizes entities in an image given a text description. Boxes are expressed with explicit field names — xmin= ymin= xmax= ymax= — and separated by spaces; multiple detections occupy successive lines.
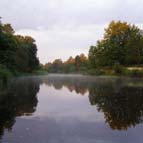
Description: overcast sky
xmin=0 ymin=0 xmax=143 ymax=63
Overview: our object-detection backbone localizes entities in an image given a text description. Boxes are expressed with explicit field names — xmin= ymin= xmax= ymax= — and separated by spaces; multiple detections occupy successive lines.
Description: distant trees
xmin=64 ymin=56 xmax=75 ymax=73
xmin=47 ymin=59 xmax=63 ymax=73
xmin=89 ymin=21 xmax=143 ymax=68
xmin=45 ymin=21 xmax=143 ymax=74
xmin=44 ymin=54 xmax=88 ymax=73
xmin=0 ymin=19 xmax=39 ymax=73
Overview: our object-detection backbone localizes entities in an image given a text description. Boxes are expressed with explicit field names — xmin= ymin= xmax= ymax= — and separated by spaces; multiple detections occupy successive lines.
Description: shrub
xmin=0 ymin=65 xmax=12 ymax=83
xmin=113 ymin=63 xmax=124 ymax=74
xmin=87 ymin=68 xmax=105 ymax=75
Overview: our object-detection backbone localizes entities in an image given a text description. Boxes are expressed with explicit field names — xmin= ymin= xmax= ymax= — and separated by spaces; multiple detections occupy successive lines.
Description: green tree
xmin=48 ymin=59 xmax=63 ymax=73
xmin=0 ymin=23 xmax=18 ymax=69
xmin=89 ymin=21 xmax=143 ymax=68
xmin=75 ymin=55 xmax=81 ymax=72
xmin=0 ymin=19 xmax=39 ymax=73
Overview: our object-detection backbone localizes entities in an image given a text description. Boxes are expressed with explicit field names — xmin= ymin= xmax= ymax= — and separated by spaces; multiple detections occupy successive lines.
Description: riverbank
xmin=0 ymin=66 xmax=48 ymax=85
xmin=86 ymin=66 xmax=143 ymax=77
xmin=1 ymin=65 xmax=143 ymax=85
xmin=47 ymin=66 xmax=143 ymax=78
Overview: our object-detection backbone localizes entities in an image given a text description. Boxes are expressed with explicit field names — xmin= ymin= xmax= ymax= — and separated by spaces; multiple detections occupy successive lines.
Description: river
xmin=0 ymin=74 xmax=143 ymax=143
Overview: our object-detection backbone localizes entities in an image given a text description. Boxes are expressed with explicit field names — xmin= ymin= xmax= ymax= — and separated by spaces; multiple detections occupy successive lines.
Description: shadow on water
xmin=1 ymin=74 xmax=143 ymax=139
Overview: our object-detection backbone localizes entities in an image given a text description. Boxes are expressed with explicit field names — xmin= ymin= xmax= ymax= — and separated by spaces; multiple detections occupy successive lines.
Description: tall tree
xmin=89 ymin=21 xmax=143 ymax=67
xmin=0 ymin=19 xmax=39 ymax=73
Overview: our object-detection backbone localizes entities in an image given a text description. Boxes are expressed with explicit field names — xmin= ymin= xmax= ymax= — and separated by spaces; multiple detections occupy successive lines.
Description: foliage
xmin=0 ymin=19 xmax=39 ymax=75
xmin=0 ymin=65 xmax=12 ymax=86
xmin=89 ymin=21 xmax=143 ymax=68
xmin=122 ymin=69 xmax=143 ymax=77
xmin=112 ymin=63 xmax=124 ymax=74
xmin=86 ymin=68 xmax=105 ymax=75
xmin=44 ymin=54 xmax=88 ymax=73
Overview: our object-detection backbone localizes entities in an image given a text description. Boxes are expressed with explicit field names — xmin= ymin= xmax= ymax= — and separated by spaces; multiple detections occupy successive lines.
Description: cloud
xmin=1 ymin=0 xmax=143 ymax=29
xmin=1 ymin=0 xmax=143 ymax=63
xmin=16 ymin=24 xmax=106 ymax=63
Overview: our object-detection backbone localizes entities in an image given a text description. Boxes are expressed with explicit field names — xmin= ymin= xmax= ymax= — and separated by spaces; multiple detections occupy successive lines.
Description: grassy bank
xmin=86 ymin=65 xmax=143 ymax=77
xmin=0 ymin=65 xmax=48 ymax=85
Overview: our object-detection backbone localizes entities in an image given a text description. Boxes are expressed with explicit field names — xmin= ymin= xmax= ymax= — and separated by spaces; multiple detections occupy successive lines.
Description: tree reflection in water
xmin=1 ymin=75 xmax=143 ymax=140
xmin=0 ymin=77 xmax=41 ymax=139
xmin=89 ymin=82 xmax=143 ymax=130
xmin=44 ymin=75 xmax=143 ymax=130
xmin=44 ymin=75 xmax=89 ymax=95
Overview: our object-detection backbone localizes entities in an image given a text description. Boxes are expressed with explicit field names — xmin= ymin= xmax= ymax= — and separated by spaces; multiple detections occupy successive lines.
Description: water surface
xmin=0 ymin=74 xmax=143 ymax=143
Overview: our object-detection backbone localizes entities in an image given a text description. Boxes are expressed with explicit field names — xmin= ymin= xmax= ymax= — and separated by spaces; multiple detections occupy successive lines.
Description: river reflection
xmin=43 ymin=75 xmax=143 ymax=130
xmin=1 ymin=74 xmax=143 ymax=143
xmin=0 ymin=77 xmax=40 ymax=139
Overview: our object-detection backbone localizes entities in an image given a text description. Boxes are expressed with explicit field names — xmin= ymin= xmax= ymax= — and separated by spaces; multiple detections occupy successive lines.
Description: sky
xmin=0 ymin=0 xmax=143 ymax=63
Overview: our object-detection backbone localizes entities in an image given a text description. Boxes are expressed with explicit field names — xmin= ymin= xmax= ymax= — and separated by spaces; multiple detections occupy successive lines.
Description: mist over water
xmin=0 ymin=74 xmax=143 ymax=143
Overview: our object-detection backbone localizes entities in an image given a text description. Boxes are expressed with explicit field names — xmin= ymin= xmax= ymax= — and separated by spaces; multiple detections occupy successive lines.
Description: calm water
xmin=0 ymin=74 xmax=143 ymax=143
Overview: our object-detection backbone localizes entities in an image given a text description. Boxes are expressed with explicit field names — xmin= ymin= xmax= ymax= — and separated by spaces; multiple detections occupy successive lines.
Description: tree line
xmin=43 ymin=21 xmax=143 ymax=75
xmin=2 ymin=19 xmax=143 ymax=75
xmin=43 ymin=54 xmax=88 ymax=73
xmin=89 ymin=21 xmax=143 ymax=67
xmin=0 ymin=18 xmax=39 ymax=75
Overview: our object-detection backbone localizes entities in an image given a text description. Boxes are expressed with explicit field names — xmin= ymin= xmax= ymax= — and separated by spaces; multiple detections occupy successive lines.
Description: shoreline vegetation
xmin=0 ymin=18 xmax=40 ymax=83
xmin=1 ymin=18 xmax=143 ymax=81
xmin=41 ymin=21 xmax=143 ymax=78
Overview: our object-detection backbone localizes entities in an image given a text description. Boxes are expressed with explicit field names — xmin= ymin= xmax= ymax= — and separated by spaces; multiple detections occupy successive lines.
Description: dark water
xmin=0 ymin=74 xmax=143 ymax=143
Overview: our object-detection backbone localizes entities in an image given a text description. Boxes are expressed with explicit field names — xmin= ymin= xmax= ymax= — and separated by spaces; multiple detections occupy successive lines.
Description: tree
xmin=89 ymin=21 xmax=143 ymax=68
xmin=2 ymin=24 xmax=14 ymax=34
xmin=75 ymin=55 xmax=81 ymax=72
xmin=64 ymin=56 xmax=75 ymax=73
xmin=65 ymin=56 xmax=75 ymax=64
xmin=47 ymin=59 xmax=63 ymax=73
xmin=0 ymin=19 xmax=39 ymax=73
xmin=15 ymin=35 xmax=39 ymax=72
xmin=125 ymin=26 xmax=143 ymax=65
xmin=0 ymin=23 xmax=17 ymax=69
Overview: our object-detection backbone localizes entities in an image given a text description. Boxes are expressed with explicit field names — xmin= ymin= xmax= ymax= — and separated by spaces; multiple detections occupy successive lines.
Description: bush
xmin=122 ymin=68 xmax=143 ymax=77
xmin=87 ymin=68 xmax=105 ymax=75
xmin=113 ymin=63 xmax=124 ymax=74
xmin=0 ymin=65 xmax=12 ymax=83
